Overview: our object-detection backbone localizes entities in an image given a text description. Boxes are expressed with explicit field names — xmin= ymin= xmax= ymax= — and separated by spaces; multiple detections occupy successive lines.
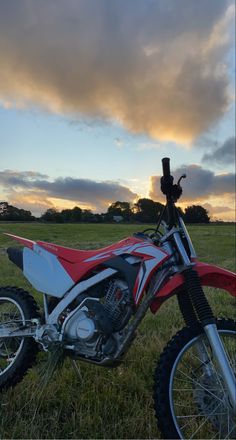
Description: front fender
xmin=150 ymin=262 xmax=236 ymax=314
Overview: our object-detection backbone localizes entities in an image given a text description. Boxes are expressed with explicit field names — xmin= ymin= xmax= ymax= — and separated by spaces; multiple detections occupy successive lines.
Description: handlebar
xmin=160 ymin=157 xmax=185 ymax=229
xmin=161 ymin=157 xmax=173 ymax=196
xmin=161 ymin=157 xmax=185 ymax=200
xmin=162 ymin=157 xmax=171 ymax=178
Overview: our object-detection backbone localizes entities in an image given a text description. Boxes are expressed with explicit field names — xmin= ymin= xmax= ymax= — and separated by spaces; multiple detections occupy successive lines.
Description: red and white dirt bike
xmin=0 ymin=158 xmax=235 ymax=438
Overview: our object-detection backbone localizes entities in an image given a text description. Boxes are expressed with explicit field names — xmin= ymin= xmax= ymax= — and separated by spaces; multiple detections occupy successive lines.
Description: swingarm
xmin=0 ymin=319 xmax=38 ymax=338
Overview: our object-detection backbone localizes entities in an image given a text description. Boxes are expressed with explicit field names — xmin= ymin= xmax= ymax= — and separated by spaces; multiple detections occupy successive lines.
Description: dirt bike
xmin=0 ymin=158 xmax=235 ymax=438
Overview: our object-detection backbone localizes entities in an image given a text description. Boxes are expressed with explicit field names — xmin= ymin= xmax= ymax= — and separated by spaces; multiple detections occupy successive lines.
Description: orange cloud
xmin=0 ymin=170 xmax=138 ymax=215
xmin=0 ymin=0 xmax=234 ymax=143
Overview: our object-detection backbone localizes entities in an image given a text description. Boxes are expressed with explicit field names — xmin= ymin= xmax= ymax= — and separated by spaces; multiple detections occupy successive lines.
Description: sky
xmin=0 ymin=0 xmax=235 ymax=220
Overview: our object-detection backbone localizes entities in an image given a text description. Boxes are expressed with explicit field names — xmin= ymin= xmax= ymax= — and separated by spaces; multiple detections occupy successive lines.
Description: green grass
xmin=0 ymin=222 xmax=235 ymax=439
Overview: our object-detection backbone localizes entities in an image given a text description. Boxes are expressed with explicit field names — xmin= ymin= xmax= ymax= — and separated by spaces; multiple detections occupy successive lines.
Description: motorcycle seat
xmin=36 ymin=239 xmax=131 ymax=264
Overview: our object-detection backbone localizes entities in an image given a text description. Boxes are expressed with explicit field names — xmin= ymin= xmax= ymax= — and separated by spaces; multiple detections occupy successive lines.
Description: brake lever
xmin=177 ymin=174 xmax=186 ymax=186
xmin=170 ymin=174 xmax=186 ymax=202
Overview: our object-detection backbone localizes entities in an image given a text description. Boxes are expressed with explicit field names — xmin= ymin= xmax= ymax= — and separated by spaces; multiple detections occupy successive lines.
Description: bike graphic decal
xmin=84 ymin=241 xmax=149 ymax=262
xmin=134 ymin=258 xmax=165 ymax=304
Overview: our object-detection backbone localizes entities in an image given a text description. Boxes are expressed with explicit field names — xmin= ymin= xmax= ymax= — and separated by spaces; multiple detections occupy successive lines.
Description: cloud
xmin=202 ymin=136 xmax=236 ymax=165
xmin=0 ymin=170 xmax=138 ymax=214
xmin=0 ymin=170 xmax=48 ymax=187
xmin=8 ymin=190 xmax=55 ymax=218
xmin=202 ymin=202 xmax=235 ymax=221
xmin=1 ymin=168 xmax=234 ymax=218
xmin=149 ymin=164 xmax=235 ymax=201
xmin=0 ymin=0 xmax=234 ymax=143
xmin=203 ymin=202 xmax=235 ymax=214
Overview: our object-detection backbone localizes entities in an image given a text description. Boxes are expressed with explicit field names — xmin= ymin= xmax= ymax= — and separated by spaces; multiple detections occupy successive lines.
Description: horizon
xmin=1 ymin=199 xmax=235 ymax=224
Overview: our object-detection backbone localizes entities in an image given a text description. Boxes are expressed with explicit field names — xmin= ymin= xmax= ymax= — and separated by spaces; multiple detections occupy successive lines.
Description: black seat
xmin=7 ymin=248 xmax=23 ymax=270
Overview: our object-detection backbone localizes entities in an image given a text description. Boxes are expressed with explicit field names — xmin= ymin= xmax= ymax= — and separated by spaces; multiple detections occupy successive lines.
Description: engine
xmin=62 ymin=278 xmax=133 ymax=359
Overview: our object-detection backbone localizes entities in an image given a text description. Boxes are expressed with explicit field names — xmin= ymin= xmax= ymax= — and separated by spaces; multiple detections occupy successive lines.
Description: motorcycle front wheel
xmin=0 ymin=287 xmax=39 ymax=391
xmin=153 ymin=319 xmax=236 ymax=439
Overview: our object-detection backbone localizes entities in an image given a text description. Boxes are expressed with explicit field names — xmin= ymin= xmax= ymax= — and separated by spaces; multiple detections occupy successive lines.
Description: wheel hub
xmin=193 ymin=373 xmax=236 ymax=437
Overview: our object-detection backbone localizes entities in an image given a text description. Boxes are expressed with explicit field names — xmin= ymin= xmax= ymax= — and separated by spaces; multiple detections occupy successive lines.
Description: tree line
xmin=0 ymin=199 xmax=210 ymax=223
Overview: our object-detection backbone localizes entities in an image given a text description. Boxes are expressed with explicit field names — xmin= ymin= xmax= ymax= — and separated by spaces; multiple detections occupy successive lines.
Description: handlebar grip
xmin=162 ymin=157 xmax=170 ymax=177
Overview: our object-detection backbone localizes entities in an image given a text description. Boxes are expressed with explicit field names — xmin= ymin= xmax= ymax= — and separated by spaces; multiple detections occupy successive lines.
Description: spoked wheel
xmin=153 ymin=319 xmax=236 ymax=439
xmin=0 ymin=287 xmax=39 ymax=390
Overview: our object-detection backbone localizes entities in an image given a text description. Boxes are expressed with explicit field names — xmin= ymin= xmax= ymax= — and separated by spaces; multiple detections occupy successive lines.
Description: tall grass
xmin=0 ymin=223 xmax=235 ymax=438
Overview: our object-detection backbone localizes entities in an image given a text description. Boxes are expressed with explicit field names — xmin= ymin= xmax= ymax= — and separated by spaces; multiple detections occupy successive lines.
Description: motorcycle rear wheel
xmin=153 ymin=319 xmax=236 ymax=439
xmin=0 ymin=287 xmax=39 ymax=391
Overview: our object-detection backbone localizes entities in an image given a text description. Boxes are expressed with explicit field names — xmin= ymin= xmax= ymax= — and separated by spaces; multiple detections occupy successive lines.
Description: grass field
xmin=0 ymin=222 xmax=235 ymax=439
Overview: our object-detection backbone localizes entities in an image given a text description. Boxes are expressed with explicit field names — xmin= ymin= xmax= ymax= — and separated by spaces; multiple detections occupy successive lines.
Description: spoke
xmin=173 ymin=387 xmax=194 ymax=390
xmin=177 ymin=369 xmax=224 ymax=404
xmin=177 ymin=411 xmax=227 ymax=419
xmin=210 ymin=428 xmax=220 ymax=439
xmin=223 ymin=342 xmax=235 ymax=372
xmin=173 ymin=387 xmax=221 ymax=391
xmin=174 ymin=402 xmax=195 ymax=408
xmin=224 ymin=422 xmax=236 ymax=440
xmin=189 ymin=343 xmax=219 ymax=379
xmin=171 ymin=330 xmax=236 ymax=439
xmin=188 ymin=402 xmax=222 ymax=439
xmin=179 ymin=418 xmax=199 ymax=432
xmin=201 ymin=339 xmax=226 ymax=394
xmin=226 ymin=406 xmax=230 ymax=439
xmin=0 ymin=300 xmax=25 ymax=376
xmin=185 ymin=349 xmax=211 ymax=369
xmin=3 ymin=341 xmax=10 ymax=359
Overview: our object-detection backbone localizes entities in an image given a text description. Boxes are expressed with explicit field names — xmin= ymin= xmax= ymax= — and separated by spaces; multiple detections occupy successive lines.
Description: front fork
xmin=179 ymin=273 xmax=236 ymax=412
xmin=179 ymin=270 xmax=236 ymax=412
xmin=174 ymin=233 xmax=236 ymax=412
xmin=179 ymin=290 xmax=236 ymax=411
xmin=204 ymin=323 xmax=236 ymax=412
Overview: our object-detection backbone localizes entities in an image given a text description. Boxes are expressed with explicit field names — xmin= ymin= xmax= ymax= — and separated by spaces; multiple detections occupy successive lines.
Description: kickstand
xmin=71 ymin=359 xmax=83 ymax=382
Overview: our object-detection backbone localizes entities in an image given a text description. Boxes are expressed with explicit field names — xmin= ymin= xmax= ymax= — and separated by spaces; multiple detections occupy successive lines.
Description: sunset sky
xmin=0 ymin=0 xmax=235 ymax=220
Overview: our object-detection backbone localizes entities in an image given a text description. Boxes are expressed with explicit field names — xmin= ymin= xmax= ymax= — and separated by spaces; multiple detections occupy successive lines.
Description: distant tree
xmin=61 ymin=206 xmax=82 ymax=222
xmin=107 ymin=201 xmax=132 ymax=221
xmin=0 ymin=202 xmax=34 ymax=221
xmin=184 ymin=205 xmax=210 ymax=223
xmin=93 ymin=213 xmax=103 ymax=223
xmin=81 ymin=209 xmax=95 ymax=222
xmin=133 ymin=198 xmax=164 ymax=223
xmin=41 ymin=208 xmax=63 ymax=223
xmin=71 ymin=206 xmax=82 ymax=222
xmin=60 ymin=209 xmax=72 ymax=222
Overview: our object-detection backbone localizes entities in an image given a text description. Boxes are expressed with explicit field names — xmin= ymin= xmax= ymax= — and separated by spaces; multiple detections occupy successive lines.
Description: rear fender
xmin=4 ymin=233 xmax=35 ymax=249
xmin=150 ymin=262 xmax=236 ymax=314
